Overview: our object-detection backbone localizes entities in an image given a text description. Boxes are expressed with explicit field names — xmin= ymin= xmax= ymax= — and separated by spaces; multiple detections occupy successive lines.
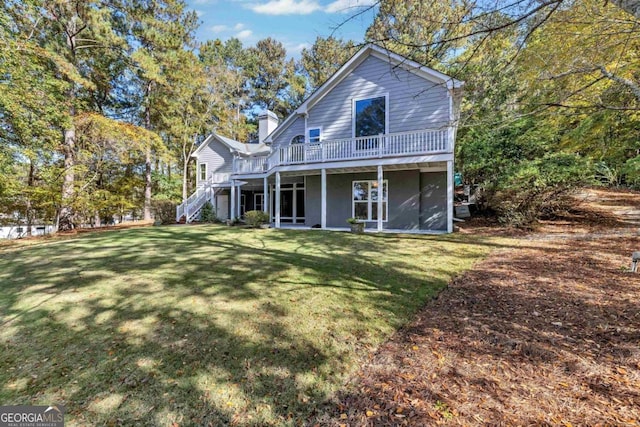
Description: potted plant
xmin=346 ymin=217 xmax=365 ymax=233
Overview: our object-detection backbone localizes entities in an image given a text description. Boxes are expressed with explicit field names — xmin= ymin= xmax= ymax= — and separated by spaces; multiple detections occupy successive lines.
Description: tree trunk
xmin=182 ymin=157 xmax=189 ymax=202
xmin=58 ymin=127 xmax=76 ymax=231
xmin=26 ymin=160 xmax=34 ymax=236
xmin=144 ymin=147 xmax=152 ymax=220
xmin=143 ymin=81 xmax=153 ymax=220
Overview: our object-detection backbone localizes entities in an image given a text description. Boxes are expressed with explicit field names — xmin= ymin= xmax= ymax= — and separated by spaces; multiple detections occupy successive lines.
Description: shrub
xmin=200 ymin=201 xmax=217 ymax=223
xmin=244 ymin=210 xmax=270 ymax=228
xmin=457 ymin=118 xmax=594 ymax=227
xmin=489 ymin=153 xmax=593 ymax=228
xmin=151 ymin=200 xmax=177 ymax=225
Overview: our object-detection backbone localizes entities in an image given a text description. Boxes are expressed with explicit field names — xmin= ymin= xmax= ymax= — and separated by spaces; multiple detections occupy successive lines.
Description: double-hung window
xmin=199 ymin=163 xmax=207 ymax=182
xmin=308 ymin=127 xmax=321 ymax=143
xmin=353 ymin=180 xmax=388 ymax=221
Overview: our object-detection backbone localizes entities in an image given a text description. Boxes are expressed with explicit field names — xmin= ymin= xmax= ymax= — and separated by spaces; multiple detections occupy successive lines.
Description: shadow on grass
xmin=0 ymin=225 xmax=510 ymax=425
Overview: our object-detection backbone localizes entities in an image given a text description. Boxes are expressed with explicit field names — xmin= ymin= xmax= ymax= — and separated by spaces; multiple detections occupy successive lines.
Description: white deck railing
xmin=233 ymin=128 xmax=451 ymax=175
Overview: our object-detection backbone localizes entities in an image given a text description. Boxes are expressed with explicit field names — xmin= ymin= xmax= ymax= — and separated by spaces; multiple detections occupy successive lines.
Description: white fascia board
xmin=266 ymin=45 xmax=374 ymax=143
xmin=368 ymin=46 xmax=464 ymax=89
xmin=265 ymin=43 xmax=464 ymax=143
xmin=191 ymin=134 xmax=215 ymax=158
xmin=272 ymin=153 xmax=454 ymax=174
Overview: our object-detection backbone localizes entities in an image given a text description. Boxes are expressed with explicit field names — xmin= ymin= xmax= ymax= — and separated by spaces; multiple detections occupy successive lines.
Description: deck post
xmin=230 ymin=180 xmax=236 ymax=220
xmin=377 ymin=165 xmax=383 ymax=232
xmin=321 ymin=168 xmax=327 ymax=229
xmin=263 ymin=177 xmax=269 ymax=217
xmin=237 ymin=183 xmax=242 ymax=218
xmin=292 ymin=183 xmax=297 ymax=224
xmin=447 ymin=160 xmax=454 ymax=233
xmin=275 ymin=172 xmax=281 ymax=228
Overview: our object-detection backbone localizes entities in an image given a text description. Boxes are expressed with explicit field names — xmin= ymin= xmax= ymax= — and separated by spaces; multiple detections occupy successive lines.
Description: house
xmin=177 ymin=44 xmax=464 ymax=233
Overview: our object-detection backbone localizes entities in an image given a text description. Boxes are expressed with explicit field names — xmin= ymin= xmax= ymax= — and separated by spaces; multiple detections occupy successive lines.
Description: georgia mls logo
xmin=0 ymin=405 xmax=65 ymax=427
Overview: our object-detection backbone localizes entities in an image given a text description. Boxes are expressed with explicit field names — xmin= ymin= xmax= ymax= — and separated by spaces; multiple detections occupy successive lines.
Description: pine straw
xmin=313 ymin=190 xmax=640 ymax=426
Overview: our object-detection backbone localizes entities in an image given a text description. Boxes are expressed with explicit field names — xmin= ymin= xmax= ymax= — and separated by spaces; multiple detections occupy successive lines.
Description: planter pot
xmin=259 ymin=223 xmax=270 ymax=229
xmin=350 ymin=222 xmax=365 ymax=234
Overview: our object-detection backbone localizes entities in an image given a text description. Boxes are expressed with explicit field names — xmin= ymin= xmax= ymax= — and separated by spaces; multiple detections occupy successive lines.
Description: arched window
xmin=291 ymin=134 xmax=305 ymax=144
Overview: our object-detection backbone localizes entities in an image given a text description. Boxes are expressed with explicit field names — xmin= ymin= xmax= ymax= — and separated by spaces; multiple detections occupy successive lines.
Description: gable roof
xmin=191 ymin=131 xmax=270 ymax=158
xmin=265 ymin=43 xmax=464 ymax=144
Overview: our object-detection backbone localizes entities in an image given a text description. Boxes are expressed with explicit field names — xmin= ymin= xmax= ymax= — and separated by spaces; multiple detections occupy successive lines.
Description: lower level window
xmin=353 ymin=180 xmax=388 ymax=221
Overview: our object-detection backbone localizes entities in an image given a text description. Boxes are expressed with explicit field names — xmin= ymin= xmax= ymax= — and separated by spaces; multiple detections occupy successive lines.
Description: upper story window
xmin=291 ymin=134 xmax=305 ymax=144
xmin=308 ymin=127 xmax=321 ymax=143
xmin=199 ymin=163 xmax=207 ymax=181
xmin=354 ymin=95 xmax=387 ymax=137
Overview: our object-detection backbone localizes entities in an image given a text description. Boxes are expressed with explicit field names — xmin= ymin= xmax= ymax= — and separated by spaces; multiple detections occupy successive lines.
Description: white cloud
xmin=233 ymin=23 xmax=245 ymax=30
xmin=285 ymin=42 xmax=310 ymax=55
xmin=325 ymin=0 xmax=376 ymax=14
xmin=236 ymin=29 xmax=254 ymax=40
xmin=193 ymin=0 xmax=217 ymax=4
xmin=250 ymin=0 xmax=322 ymax=15
xmin=211 ymin=24 xmax=228 ymax=33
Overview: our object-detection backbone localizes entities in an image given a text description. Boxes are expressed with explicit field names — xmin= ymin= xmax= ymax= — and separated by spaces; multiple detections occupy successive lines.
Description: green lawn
xmin=0 ymin=226 xmax=504 ymax=426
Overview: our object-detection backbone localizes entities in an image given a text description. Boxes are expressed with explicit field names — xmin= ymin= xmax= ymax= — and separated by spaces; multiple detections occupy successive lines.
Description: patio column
xmin=447 ymin=160 xmax=454 ymax=233
xmin=321 ymin=168 xmax=327 ymax=229
xmin=275 ymin=171 xmax=281 ymax=228
xmin=377 ymin=165 xmax=383 ymax=232
xmin=230 ymin=181 xmax=236 ymax=220
xmin=263 ymin=177 xmax=269 ymax=218
xmin=237 ymin=183 xmax=242 ymax=218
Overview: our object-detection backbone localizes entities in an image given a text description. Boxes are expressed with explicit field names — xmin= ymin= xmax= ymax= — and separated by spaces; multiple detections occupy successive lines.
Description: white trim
xmin=447 ymin=160 xmax=453 ymax=233
xmin=321 ymin=169 xmax=327 ymax=229
xmin=377 ymin=166 xmax=383 ymax=232
xmin=307 ymin=126 xmax=322 ymax=143
xmin=253 ymin=193 xmax=264 ymax=211
xmin=265 ymin=44 xmax=464 ymax=144
xmin=352 ymin=179 xmax=388 ymax=222
xmin=292 ymin=183 xmax=297 ymax=224
xmin=230 ymin=181 xmax=236 ymax=220
xmin=274 ymin=153 xmax=453 ymax=174
xmin=198 ymin=162 xmax=207 ymax=183
xmin=275 ymin=172 xmax=281 ymax=228
xmin=368 ymin=47 xmax=464 ymax=89
xmin=290 ymin=134 xmax=305 ymax=144
xmin=352 ymin=93 xmax=389 ymax=138
xmin=263 ymin=178 xmax=268 ymax=215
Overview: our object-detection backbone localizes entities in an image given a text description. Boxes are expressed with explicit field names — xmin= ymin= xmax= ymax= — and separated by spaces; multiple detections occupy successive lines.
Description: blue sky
xmin=185 ymin=0 xmax=379 ymax=57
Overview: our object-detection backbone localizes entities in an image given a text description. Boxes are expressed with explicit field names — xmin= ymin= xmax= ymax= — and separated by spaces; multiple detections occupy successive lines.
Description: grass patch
xmin=0 ymin=225 xmax=507 ymax=426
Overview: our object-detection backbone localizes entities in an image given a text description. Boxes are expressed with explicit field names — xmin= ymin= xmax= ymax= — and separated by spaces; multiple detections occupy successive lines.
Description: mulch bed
xmin=312 ymin=191 xmax=640 ymax=426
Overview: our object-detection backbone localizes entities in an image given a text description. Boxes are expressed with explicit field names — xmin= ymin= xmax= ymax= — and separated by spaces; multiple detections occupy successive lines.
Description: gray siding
xmin=195 ymin=139 xmax=234 ymax=185
xmin=420 ymin=172 xmax=447 ymax=231
xmin=272 ymin=116 xmax=305 ymax=148
xmin=305 ymin=170 xmax=442 ymax=230
xmin=301 ymin=55 xmax=450 ymax=144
